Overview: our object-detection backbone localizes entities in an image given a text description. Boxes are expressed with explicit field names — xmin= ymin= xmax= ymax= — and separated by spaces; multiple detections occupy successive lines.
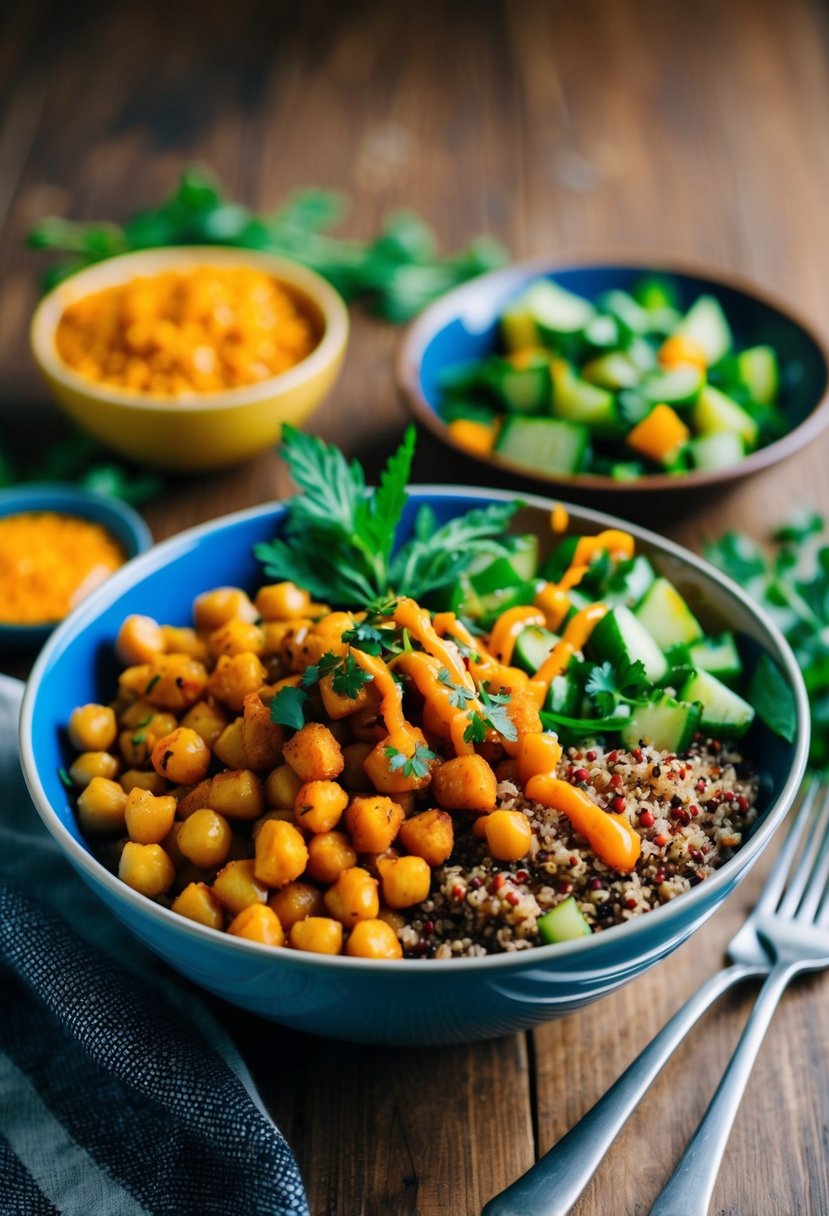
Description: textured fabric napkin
xmin=0 ymin=675 xmax=309 ymax=1216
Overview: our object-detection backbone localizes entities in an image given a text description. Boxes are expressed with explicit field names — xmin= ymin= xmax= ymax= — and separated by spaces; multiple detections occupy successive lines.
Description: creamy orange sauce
xmin=525 ymin=775 xmax=641 ymax=872
xmin=488 ymin=606 xmax=546 ymax=665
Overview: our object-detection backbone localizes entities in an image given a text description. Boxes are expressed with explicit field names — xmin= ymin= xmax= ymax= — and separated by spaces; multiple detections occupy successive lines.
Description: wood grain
xmin=1 ymin=0 xmax=828 ymax=1212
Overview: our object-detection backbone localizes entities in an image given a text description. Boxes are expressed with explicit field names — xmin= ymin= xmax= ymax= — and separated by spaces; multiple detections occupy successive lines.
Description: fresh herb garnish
xmin=329 ymin=653 xmax=374 ymax=699
xmin=269 ymin=685 xmax=310 ymax=731
xmin=748 ymin=653 xmax=797 ymax=744
xmin=437 ymin=667 xmax=476 ymax=709
xmin=254 ymin=425 xmax=519 ymax=607
xmin=384 ymin=742 xmax=437 ymax=780
xmin=463 ymin=684 xmax=517 ymax=743
xmin=584 ymin=659 xmax=650 ymax=716
xmin=270 ymin=650 xmax=373 ymax=730
xmin=57 ymin=767 xmax=74 ymax=790
xmin=28 ymin=167 xmax=508 ymax=320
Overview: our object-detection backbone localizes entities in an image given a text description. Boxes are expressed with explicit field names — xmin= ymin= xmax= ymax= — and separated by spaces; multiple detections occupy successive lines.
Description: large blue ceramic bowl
xmin=397 ymin=260 xmax=829 ymax=497
xmin=0 ymin=483 xmax=152 ymax=650
xmin=19 ymin=490 xmax=809 ymax=1045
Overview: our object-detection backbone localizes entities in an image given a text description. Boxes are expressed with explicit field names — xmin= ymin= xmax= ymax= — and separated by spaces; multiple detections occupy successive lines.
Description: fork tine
xmin=778 ymin=779 xmax=829 ymax=918
xmin=794 ymin=782 xmax=829 ymax=921
xmin=752 ymin=776 xmax=821 ymax=918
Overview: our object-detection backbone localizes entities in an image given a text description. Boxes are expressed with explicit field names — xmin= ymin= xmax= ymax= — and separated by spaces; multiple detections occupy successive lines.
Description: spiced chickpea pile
xmin=66 ymin=581 xmax=540 ymax=960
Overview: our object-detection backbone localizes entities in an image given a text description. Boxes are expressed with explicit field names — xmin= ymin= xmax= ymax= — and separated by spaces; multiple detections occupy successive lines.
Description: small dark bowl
xmin=397 ymin=259 xmax=829 ymax=501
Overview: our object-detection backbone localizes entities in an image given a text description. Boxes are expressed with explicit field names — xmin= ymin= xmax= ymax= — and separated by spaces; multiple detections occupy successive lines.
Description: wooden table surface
xmin=2 ymin=1 xmax=828 ymax=1212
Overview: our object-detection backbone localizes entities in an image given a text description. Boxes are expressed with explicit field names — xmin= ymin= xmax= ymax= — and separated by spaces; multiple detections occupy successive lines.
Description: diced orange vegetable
xmin=658 ymin=334 xmax=708 ymax=371
xmin=626 ymin=404 xmax=690 ymax=463
xmin=447 ymin=418 xmax=498 ymax=456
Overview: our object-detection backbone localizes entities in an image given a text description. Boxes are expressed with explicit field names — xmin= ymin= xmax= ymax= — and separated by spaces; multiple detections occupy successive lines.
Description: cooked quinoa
xmin=398 ymin=737 xmax=759 ymax=958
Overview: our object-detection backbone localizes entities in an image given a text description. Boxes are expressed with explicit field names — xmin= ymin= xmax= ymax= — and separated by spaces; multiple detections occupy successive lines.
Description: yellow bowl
xmin=30 ymin=247 xmax=349 ymax=473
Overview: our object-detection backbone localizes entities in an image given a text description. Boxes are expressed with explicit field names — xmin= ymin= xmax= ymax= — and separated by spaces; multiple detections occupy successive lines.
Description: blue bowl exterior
xmin=19 ymin=491 xmax=809 ymax=1045
xmin=0 ymin=483 xmax=152 ymax=649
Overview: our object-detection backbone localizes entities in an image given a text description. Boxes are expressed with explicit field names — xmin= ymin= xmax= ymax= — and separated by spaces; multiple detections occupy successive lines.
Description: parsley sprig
xmin=270 ymin=650 xmax=373 ymax=730
xmin=254 ymin=425 xmax=519 ymax=607
xmin=463 ymin=684 xmax=517 ymax=744
xmin=384 ymin=742 xmax=437 ymax=780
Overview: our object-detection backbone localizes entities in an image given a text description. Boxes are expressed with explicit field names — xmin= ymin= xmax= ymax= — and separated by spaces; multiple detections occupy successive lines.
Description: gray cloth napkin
xmin=0 ymin=675 xmax=309 ymax=1216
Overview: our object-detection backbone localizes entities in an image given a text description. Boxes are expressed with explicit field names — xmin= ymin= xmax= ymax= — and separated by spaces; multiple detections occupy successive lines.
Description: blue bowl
xmin=19 ymin=490 xmax=809 ymax=1045
xmin=397 ymin=259 xmax=829 ymax=497
xmin=0 ymin=483 xmax=152 ymax=650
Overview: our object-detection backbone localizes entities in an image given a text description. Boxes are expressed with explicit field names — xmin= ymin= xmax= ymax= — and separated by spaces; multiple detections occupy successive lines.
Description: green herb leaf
xmin=270 ymin=685 xmax=309 ymax=731
xmin=478 ymin=684 xmax=517 ymax=742
xmin=437 ymin=667 xmax=476 ymax=709
xmin=748 ymin=653 xmax=797 ymax=743
xmin=57 ymin=767 xmax=74 ymax=790
xmin=384 ymin=741 xmax=436 ymax=780
xmin=331 ymin=653 xmax=374 ymax=699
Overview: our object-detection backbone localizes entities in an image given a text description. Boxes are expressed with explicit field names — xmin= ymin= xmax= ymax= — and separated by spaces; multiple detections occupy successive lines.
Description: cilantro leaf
xmin=437 ymin=667 xmax=475 ymax=709
xmin=301 ymin=652 xmax=341 ymax=688
xmin=270 ymin=685 xmax=309 ymax=731
xmin=384 ymin=741 xmax=436 ymax=780
xmin=479 ymin=684 xmax=517 ymax=742
xmin=463 ymin=712 xmax=488 ymax=744
xmin=331 ymin=653 xmax=373 ymax=699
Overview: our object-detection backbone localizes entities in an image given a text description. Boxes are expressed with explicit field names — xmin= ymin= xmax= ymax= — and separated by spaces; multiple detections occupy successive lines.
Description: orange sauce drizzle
xmin=393 ymin=651 xmax=476 ymax=756
xmin=488 ymin=606 xmax=546 ymax=665
xmin=350 ymin=649 xmax=407 ymax=735
xmin=526 ymin=775 xmax=641 ymax=872
xmin=533 ymin=603 xmax=609 ymax=690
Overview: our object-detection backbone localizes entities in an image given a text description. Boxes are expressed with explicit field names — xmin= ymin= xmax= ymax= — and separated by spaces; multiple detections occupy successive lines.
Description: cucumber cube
xmin=525 ymin=279 xmax=594 ymax=338
xmin=679 ymin=669 xmax=755 ymax=738
xmin=692 ymin=386 xmax=759 ymax=449
xmin=674 ymin=295 xmax=733 ymax=364
xmin=589 ymin=605 xmax=668 ymax=684
xmin=736 ymin=345 xmax=779 ymax=405
xmin=621 ymin=693 xmax=701 ymax=753
xmin=551 ymin=362 xmax=625 ymax=438
xmin=634 ymin=577 xmax=703 ymax=648
xmin=640 ymin=365 xmax=705 ymax=407
xmin=538 ymin=896 xmax=591 ymax=944
xmin=495 ymin=416 xmax=590 ymax=475
xmin=689 ymin=431 xmax=745 ymax=471
xmin=513 ymin=625 xmax=560 ymax=674
xmin=687 ymin=632 xmax=743 ymax=683
xmin=581 ymin=351 xmax=642 ymax=389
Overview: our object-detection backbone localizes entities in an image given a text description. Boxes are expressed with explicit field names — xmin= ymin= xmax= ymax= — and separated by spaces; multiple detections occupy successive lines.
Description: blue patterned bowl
xmin=19 ymin=490 xmax=809 ymax=1044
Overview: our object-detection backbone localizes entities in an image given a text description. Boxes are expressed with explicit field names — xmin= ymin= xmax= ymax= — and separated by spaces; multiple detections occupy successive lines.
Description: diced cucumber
xmin=538 ymin=896 xmax=591 ymax=944
xmin=495 ymin=416 xmax=590 ymax=475
xmin=692 ymin=386 xmax=759 ymax=449
xmin=611 ymin=461 xmax=646 ymax=482
xmin=500 ymin=534 xmax=540 ymax=583
xmin=486 ymin=354 xmax=551 ymax=414
xmin=634 ymin=577 xmax=703 ymax=648
xmin=674 ymin=295 xmax=733 ymax=364
xmin=688 ymin=431 xmax=745 ymax=471
xmin=581 ymin=351 xmax=642 ymax=390
xmin=621 ymin=692 xmax=701 ymax=753
xmin=736 ymin=345 xmax=779 ymax=405
xmin=582 ymin=313 xmax=619 ymax=349
xmin=687 ymin=633 xmax=743 ymax=683
xmin=544 ymin=669 xmax=583 ymax=716
xmin=589 ymin=606 xmax=668 ymax=684
xmin=598 ymin=289 xmax=649 ymax=341
xmin=540 ymin=535 xmax=579 ymax=582
xmin=551 ymin=362 xmax=625 ymax=438
xmin=604 ymin=555 xmax=656 ymax=606
xmin=640 ymin=365 xmax=705 ymax=406
xmin=525 ymin=279 xmax=595 ymax=338
xmin=437 ymin=359 xmax=486 ymax=395
xmin=476 ymin=582 xmax=537 ymax=631
xmin=627 ymin=338 xmax=659 ymax=374
xmin=440 ymin=398 xmax=499 ymax=426
xmin=513 ymin=625 xmax=560 ymax=673
xmin=679 ymin=669 xmax=755 ymax=738
xmin=470 ymin=556 xmax=528 ymax=597
xmin=634 ymin=276 xmax=679 ymax=312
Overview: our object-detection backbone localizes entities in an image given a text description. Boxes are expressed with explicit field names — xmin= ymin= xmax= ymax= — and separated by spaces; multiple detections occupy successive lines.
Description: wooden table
xmin=2 ymin=0 xmax=828 ymax=1211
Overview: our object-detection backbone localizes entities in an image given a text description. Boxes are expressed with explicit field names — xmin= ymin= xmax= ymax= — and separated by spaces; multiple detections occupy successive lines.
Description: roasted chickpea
xmin=431 ymin=754 xmax=497 ymax=812
xmin=305 ymin=831 xmax=358 ymax=885
xmin=124 ymin=788 xmax=177 ymax=844
xmin=241 ymin=693 xmax=284 ymax=771
xmin=213 ymin=718 xmax=249 ymax=769
xmin=323 ymin=867 xmax=379 ymax=924
xmin=115 ymin=615 xmax=164 ymax=666
xmin=208 ymin=653 xmax=268 ymax=713
xmin=171 ymin=882 xmax=224 ymax=929
xmin=207 ymin=770 xmax=264 ymax=821
xmin=118 ymin=842 xmax=175 ymax=897
xmin=181 ymin=700 xmax=229 ymax=749
xmin=293 ymin=780 xmax=348 ymax=834
xmin=283 ymin=722 xmax=344 ymax=782
xmin=212 ymin=859 xmax=267 ymax=915
xmin=161 ymin=625 xmax=209 ymax=663
xmin=177 ymin=808 xmax=233 ymax=869
xmin=268 ymin=881 xmax=325 ymax=929
xmin=228 ymin=903 xmax=284 ymax=946
xmin=67 ymin=703 xmax=117 ymax=752
xmin=193 ymin=586 xmax=257 ymax=633
xmin=345 ymin=919 xmax=402 ymax=959
xmin=377 ymin=855 xmax=431 ymax=909
xmin=289 ymin=916 xmax=343 ymax=955
xmin=69 ymin=751 xmax=120 ymax=789
xmin=483 ymin=810 xmax=533 ymax=861
xmin=120 ymin=769 xmax=169 ymax=796
xmin=265 ymin=763 xmax=304 ymax=808
xmin=397 ymin=809 xmax=454 ymax=867
xmin=151 ymin=727 xmax=211 ymax=785
xmin=254 ymin=581 xmax=312 ymax=621
xmin=344 ymin=796 xmax=405 ymax=854
xmin=254 ymin=819 xmax=309 ymax=888
xmin=77 ymin=777 xmax=127 ymax=835
xmin=209 ymin=619 xmax=265 ymax=658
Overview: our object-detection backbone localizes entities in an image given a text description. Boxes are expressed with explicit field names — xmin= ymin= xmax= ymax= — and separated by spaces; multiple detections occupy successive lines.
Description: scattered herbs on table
xmin=0 ymin=428 xmax=162 ymax=505
xmin=706 ymin=509 xmax=828 ymax=766
xmin=28 ymin=167 xmax=509 ymax=321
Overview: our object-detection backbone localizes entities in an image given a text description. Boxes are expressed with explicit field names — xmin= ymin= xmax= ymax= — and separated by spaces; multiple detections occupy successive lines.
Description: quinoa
xmin=398 ymin=738 xmax=759 ymax=958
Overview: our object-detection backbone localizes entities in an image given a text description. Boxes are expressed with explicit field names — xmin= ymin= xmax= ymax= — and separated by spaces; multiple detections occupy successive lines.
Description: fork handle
xmin=649 ymin=959 xmax=798 ymax=1216
xmin=481 ymin=961 xmax=763 ymax=1216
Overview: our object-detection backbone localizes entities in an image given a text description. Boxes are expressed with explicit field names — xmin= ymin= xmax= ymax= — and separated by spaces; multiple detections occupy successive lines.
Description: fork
xmin=482 ymin=778 xmax=826 ymax=1216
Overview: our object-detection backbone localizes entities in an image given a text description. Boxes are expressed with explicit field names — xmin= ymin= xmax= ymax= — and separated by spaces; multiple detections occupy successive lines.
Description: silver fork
xmin=482 ymin=778 xmax=827 ymax=1216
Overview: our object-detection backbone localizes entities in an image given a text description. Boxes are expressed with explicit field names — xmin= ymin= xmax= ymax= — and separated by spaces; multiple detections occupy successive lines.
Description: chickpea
xmin=515 ymin=733 xmax=562 ymax=786
xmin=293 ymin=780 xmax=348 ymax=834
xmin=69 ymin=751 xmax=120 ymax=789
xmin=119 ymin=698 xmax=156 ymax=729
xmin=115 ymin=615 xmax=165 ymax=666
xmin=363 ymin=727 xmax=434 ymax=794
xmin=254 ymin=819 xmax=309 ymax=888
xmin=432 ymin=754 xmax=497 ymax=812
xmin=175 ymin=778 xmax=212 ymax=819
xmin=181 ymin=700 xmax=229 ymax=749
xmin=228 ymin=903 xmax=284 ymax=947
xmin=77 ymin=777 xmax=127 ymax=835
xmin=483 ymin=810 xmax=533 ymax=862
xmin=213 ymin=718 xmax=249 ymax=769
xmin=124 ymin=788 xmax=177 ymax=845
xmin=209 ymin=619 xmax=265 ymax=658
xmin=177 ymin=808 xmax=232 ymax=869
xmin=340 ymin=741 xmax=373 ymax=793
xmin=254 ymin=581 xmax=311 ymax=621
xmin=266 ymin=763 xmax=304 ymax=809
xmin=397 ymin=809 xmax=454 ymax=867
xmin=161 ymin=624 xmax=209 ymax=663
xmin=323 ymin=867 xmax=379 ymax=925
xmin=251 ymin=808 xmax=295 ymax=842
xmin=151 ymin=727 xmax=211 ymax=785
xmin=171 ymin=881 xmax=224 ymax=929
xmin=193 ymin=586 xmax=257 ymax=633
xmin=268 ymin=881 xmax=325 ymax=929
xmin=318 ymin=673 xmax=372 ymax=720
xmin=144 ymin=654 xmax=209 ymax=711
xmin=118 ymin=727 xmax=151 ymax=769
xmin=67 ymin=703 xmax=117 ymax=752
xmin=345 ymin=919 xmax=403 ymax=959
xmin=283 ymin=722 xmax=344 ymax=782
xmin=305 ymin=831 xmax=358 ymax=885
xmin=208 ymin=653 xmax=268 ymax=713
xmin=377 ymin=855 xmax=431 ymax=909
xmin=118 ymin=842 xmax=175 ymax=897
xmin=212 ymin=859 xmax=267 ymax=916
xmin=241 ymin=693 xmax=284 ymax=771
xmin=207 ymin=770 xmax=264 ymax=821
xmin=344 ymin=796 xmax=405 ymax=854
xmin=289 ymin=916 xmax=343 ymax=955
xmin=120 ymin=769 xmax=168 ymax=796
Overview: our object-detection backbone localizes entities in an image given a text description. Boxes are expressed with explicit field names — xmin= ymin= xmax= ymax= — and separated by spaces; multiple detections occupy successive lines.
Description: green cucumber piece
xmin=604 ymin=555 xmax=656 ymax=606
xmin=634 ymin=577 xmax=703 ymax=648
xmin=551 ymin=362 xmax=625 ymax=438
xmin=674 ymin=295 xmax=733 ymax=364
xmin=502 ymin=534 xmax=539 ymax=582
xmin=687 ymin=633 xmax=743 ymax=683
xmin=476 ymin=582 xmax=536 ymax=631
xmin=621 ymin=692 xmax=701 ymax=753
xmin=736 ymin=345 xmax=779 ymax=405
xmin=582 ymin=314 xmax=619 ymax=350
xmin=470 ymin=556 xmax=527 ymax=597
xmin=688 ymin=431 xmax=745 ymax=471
xmin=440 ymin=398 xmax=499 ymax=426
xmin=544 ymin=669 xmax=582 ymax=716
xmin=538 ymin=897 xmax=591 ymax=944
xmin=598 ymin=289 xmax=649 ymax=341
xmin=679 ymin=669 xmax=755 ymax=738
xmin=495 ymin=416 xmax=590 ymax=475
xmin=634 ymin=276 xmax=679 ymax=312
xmin=589 ymin=606 xmax=668 ymax=684
xmin=525 ymin=279 xmax=594 ymax=338
xmin=540 ymin=536 xmax=579 ymax=582
xmin=610 ymin=461 xmax=646 ymax=482
xmin=513 ymin=625 xmax=560 ymax=674
xmin=692 ymin=386 xmax=759 ymax=449
xmin=581 ymin=351 xmax=642 ymax=390
xmin=640 ymin=365 xmax=705 ymax=406
xmin=486 ymin=354 xmax=551 ymax=414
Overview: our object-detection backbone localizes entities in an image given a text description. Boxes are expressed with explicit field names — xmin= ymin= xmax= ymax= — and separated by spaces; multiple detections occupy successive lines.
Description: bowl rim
xmin=19 ymin=485 xmax=810 ymax=974
xmin=0 ymin=482 xmax=152 ymax=641
xmin=396 ymin=255 xmax=829 ymax=494
xmin=29 ymin=245 xmax=350 ymax=412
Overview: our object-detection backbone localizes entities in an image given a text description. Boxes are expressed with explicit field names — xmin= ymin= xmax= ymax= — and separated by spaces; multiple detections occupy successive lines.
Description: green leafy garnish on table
xmin=254 ymin=424 xmax=519 ymax=606
xmin=706 ymin=510 xmax=825 ymax=765
xmin=28 ymin=168 xmax=508 ymax=321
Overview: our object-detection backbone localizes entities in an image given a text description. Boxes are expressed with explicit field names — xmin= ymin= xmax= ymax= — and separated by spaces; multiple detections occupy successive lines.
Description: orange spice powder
xmin=0 ymin=512 xmax=126 ymax=624
xmin=55 ymin=266 xmax=319 ymax=396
